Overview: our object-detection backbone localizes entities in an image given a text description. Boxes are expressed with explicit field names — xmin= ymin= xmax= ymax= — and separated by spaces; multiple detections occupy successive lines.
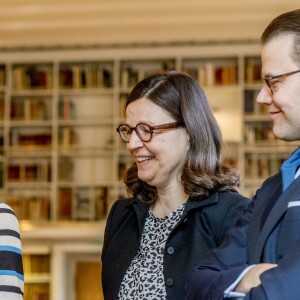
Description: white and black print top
xmin=117 ymin=203 xmax=186 ymax=300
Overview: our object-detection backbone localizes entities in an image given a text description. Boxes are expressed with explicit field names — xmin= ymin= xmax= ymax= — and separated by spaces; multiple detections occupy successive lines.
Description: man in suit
xmin=185 ymin=9 xmax=300 ymax=300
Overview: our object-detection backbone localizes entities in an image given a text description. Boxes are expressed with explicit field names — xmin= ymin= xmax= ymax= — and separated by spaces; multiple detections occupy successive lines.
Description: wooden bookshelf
xmin=0 ymin=43 xmax=297 ymax=299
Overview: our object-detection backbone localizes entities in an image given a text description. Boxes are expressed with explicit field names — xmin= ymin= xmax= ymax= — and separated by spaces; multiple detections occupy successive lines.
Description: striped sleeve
xmin=0 ymin=202 xmax=24 ymax=299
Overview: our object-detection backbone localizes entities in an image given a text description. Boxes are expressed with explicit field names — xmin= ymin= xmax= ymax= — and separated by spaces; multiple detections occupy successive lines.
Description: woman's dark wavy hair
xmin=124 ymin=71 xmax=240 ymax=204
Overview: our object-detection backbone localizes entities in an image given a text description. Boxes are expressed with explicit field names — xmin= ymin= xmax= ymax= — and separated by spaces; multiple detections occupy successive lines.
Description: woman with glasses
xmin=101 ymin=71 xmax=249 ymax=300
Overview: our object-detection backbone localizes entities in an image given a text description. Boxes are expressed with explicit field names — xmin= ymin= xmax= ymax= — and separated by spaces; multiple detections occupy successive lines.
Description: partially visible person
xmin=101 ymin=71 xmax=249 ymax=300
xmin=0 ymin=202 xmax=24 ymax=299
xmin=186 ymin=9 xmax=300 ymax=300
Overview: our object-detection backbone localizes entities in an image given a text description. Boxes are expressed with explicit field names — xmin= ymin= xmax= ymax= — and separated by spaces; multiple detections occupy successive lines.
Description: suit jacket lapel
xmin=252 ymin=176 xmax=300 ymax=262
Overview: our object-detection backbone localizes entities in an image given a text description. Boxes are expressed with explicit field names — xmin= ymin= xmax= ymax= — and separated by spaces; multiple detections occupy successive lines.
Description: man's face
xmin=257 ymin=34 xmax=300 ymax=141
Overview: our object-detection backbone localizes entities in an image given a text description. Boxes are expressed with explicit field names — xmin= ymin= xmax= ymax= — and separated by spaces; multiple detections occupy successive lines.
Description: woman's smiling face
xmin=125 ymin=98 xmax=189 ymax=190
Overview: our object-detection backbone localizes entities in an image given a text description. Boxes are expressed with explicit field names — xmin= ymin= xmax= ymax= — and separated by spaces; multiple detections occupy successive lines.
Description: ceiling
xmin=0 ymin=0 xmax=299 ymax=49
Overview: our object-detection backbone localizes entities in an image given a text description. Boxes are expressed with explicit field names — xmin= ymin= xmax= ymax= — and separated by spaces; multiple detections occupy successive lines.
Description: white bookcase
xmin=0 ymin=43 xmax=298 ymax=299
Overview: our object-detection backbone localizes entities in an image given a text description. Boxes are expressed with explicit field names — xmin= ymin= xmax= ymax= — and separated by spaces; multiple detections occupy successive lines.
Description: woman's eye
xmin=142 ymin=128 xmax=151 ymax=134
xmin=122 ymin=128 xmax=130 ymax=134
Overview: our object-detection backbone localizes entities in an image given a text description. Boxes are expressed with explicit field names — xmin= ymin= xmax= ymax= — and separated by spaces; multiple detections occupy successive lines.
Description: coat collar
xmin=126 ymin=191 xmax=220 ymax=213
xmin=125 ymin=192 xmax=221 ymax=238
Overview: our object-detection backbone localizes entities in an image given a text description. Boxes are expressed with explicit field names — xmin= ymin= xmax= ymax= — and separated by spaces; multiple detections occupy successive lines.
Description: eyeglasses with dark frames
xmin=263 ymin=69 xmax=300 ymax=93
xmin=116 ymin=122 xmax=183 ymax=143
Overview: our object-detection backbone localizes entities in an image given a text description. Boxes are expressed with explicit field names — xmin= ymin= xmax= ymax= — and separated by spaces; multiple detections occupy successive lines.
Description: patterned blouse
xmin=117 ymin=203 xmax=186 ymax=300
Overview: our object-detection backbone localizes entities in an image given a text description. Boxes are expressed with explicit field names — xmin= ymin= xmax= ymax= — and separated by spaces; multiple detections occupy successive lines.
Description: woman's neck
xmin=151 ymin=188 xmax=189 ymax=218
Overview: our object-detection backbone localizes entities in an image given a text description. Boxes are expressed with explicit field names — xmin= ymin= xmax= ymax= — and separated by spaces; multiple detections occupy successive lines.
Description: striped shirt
xmin=0 ymin=202 xmax=24 ymax=300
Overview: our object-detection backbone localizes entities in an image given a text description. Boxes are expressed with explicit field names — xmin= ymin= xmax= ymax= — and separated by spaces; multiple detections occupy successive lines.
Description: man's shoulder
xmin=257 ymin=172 xmax=282 ymax=195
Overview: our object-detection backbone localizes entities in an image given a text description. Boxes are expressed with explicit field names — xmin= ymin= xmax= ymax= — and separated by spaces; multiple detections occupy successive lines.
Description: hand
xmin=235 ymin=263 xmax=277 ymax=294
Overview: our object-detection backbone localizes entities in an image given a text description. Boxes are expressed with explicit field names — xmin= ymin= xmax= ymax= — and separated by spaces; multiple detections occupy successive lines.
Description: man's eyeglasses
xmin=263 ymin=69 xmax=300 ymax=93
xmin=116 ymin=122 xmax=183 ymax=143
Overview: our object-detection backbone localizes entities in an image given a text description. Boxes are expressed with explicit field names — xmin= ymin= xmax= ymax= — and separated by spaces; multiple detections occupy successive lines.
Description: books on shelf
xmin=58 ymin=157 xmax=73 ymax=181
xmin=0 ymin=96 xmax=5 ymax=121
xmin=119 ymin=94 xmax=127 ymax=119
xmin=245 ymin=57 xmax=261 ymax=84
xmin=11 ymin=97 xmax=49 ymax=121
xmin=59 ymin=63 xmax=113 ymax=89
xmin=183 ymin=60 xmax=238 ymax=86
xmin=95 ymin=186 xmax=108 ymax=220
xmin=12 ymin=65 xmax=52 ymax=90
xmin=244 ymin=123 xmax=275 ymax=144
xmin=7 ymin=160 xmax=51 ymax=182
xmin=7 ymin=195 xmax=50 ymax=221
xmin=58 ymin=127 xmax=77 ymax=149
xmin=0 ymin=66 xmax=5 ymax=87
xmin=57 ymin=188 xmax=73 ymax=220
xmin=118 ymin=155 xmax=133 ymax=181
xmin=57 ymin=186 xmax=108 ymax=221
xmin=244 ymin=154 xmax=284 ymax=180
xmin=120 ymin=60 xmax=175 ymax=89
xmin=244 ymin=90 xmax=268 ymax=115
xmin=24 ymin=283 xmax=49 ymax=300
xmin=10 ymin=127 xmax=52 ymax=150
xmin=58 ymin=97 xmax=76 ymax=120
xmin=74 ymin=186 xmax=108 ymax=221
xmin=23 ymin=254 xmax=50 ymax=275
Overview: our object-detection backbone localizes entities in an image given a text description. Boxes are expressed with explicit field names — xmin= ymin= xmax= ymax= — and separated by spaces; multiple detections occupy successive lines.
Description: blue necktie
xmin=280 ymin=147 xmax=300 ymax=192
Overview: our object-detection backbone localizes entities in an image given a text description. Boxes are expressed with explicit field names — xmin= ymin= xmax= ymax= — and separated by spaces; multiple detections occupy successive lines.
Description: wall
xmin=0 ymin=0 xmax=299 ymax=49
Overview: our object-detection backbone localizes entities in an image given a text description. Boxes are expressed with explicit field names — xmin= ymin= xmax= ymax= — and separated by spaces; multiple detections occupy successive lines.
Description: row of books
xmin=184 ymin=63 xmax=238 ymax=86
xmin=245 ymin=58 xmax=261 ymax=84
xmin=24 ymin=283 xmax=49 ymax=300
xmin=119 ymin=94 xmax=127 ymax=119
xmin=244 ymin=125 xmax=275 ymax=144
xmin=58 ymin=127 xmax=77 ymax=149
xmin=13 ymin=66 xmax=52 ymax=90
xmin=60 ymin=64 xmax=113 ymax=89
xmin=244 ymin=156 xmax=285 ymax=179
xmin=244 ymin=90 xmax=268 ymax=115
xmin=23 ymin=254 xmax=50 ymax=274
xmin=58 ymin=97 xmax=76 ymax=120
xmin=8 ymin=127 xmax=112 ymax=150
xmin=7 ymin=160 xmax=51 ymax=182
xmin=0 ymin=66 xmax=5 ymax=86
xmin=58 ymin=157 xmax=73 ymax=181
xmin=7 ymin=196 xmax=50 ymax=221
xmin=11 ymin=98 xmax=50 ymax=121
xmin=10 ymin=131 xmax=52 ymax=148
xmin=120 ymin=61 xmax=174 ymax=88
xmin=0 ymin=97 xmax=4 ymax=120
xmin=118 ymin=156 xmax=133 ymax=181
xmin=57 ymin=186 xmax=108 ymax=221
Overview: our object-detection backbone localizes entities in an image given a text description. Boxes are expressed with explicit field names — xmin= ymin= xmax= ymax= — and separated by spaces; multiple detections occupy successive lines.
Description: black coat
xmin=101 ymin=191 xmax=250 ymax=300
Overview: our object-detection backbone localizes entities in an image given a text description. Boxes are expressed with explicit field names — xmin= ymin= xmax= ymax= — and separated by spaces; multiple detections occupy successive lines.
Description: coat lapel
xmin=252 ymin=175 xmax=300 ymax=262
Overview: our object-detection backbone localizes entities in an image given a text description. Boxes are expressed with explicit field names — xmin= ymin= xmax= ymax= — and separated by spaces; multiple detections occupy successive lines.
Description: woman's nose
xmin=127 ymin=130 xmax=143 ymax=150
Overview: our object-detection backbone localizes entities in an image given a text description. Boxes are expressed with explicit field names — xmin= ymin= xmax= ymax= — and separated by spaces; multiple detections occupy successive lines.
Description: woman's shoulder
xmin=107 ymin=197 xmax=146 ymax=220
xmin=0 ymin=202 xmax=20 ymax=233
xmin=203 ymin=191 xmax=250 ymax=244
xmin=0 ymin=202 xmax=18 ymax=218
xmin=217 ymin=190 xmax=250 ymax=203
xmin=203 ymin=190 xmax=250 ymax=215
xmin=109 ymin=197 xmax=136 ymax=212
xmin=0 ymin=201 xmax=15 ymax=211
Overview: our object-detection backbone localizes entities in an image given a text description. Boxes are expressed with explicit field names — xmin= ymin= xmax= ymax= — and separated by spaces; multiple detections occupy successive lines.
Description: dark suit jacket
xmin=101 ymin=191 xmax=249 ymax=300
xmin=186 ymin=172 xmax=300 ymax=300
